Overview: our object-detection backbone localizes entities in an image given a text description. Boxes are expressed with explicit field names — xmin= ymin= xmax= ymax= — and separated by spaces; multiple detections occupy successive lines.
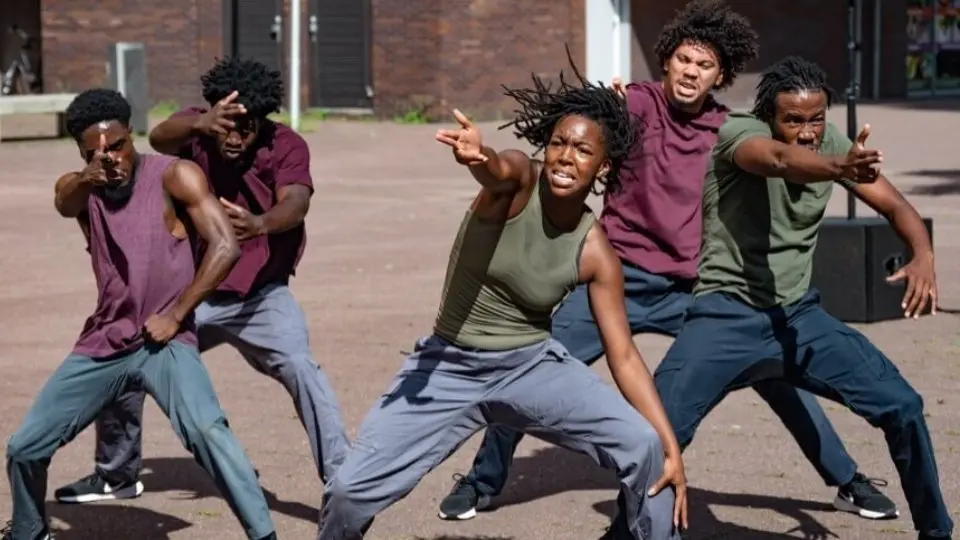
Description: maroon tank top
xmin=73 ymin=154 xmax=198 ymax=358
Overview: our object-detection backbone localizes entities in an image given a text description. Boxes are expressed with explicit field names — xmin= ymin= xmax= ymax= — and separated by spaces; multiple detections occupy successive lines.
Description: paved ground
xmin=0 ymin=102 xmax=958 ymax=540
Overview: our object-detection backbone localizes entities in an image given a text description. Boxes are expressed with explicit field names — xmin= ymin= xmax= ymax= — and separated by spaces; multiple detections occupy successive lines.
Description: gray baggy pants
xmin=5 ymin=341 xmax=274 ymax=540
xmin=317 ymin=335 xmax=680 ymax=540
xmin=93 ymin=284 xmax=349 ymax=484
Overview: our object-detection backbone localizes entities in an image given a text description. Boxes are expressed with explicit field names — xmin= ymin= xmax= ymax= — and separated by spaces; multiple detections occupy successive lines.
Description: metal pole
xmin=290 ymin=0 xmax=302 ymax=131
xmin=872 ymin=0 xmax=881 ymax=100
xmin=846 ymin=0 xmax=858 ymax=220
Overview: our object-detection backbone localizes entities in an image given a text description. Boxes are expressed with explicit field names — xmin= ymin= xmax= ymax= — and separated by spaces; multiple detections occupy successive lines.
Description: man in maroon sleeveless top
xmin=54 ymin=57 xmax=349 ymax=504
xmin=2 ymin=90 xmax=276 ymax=540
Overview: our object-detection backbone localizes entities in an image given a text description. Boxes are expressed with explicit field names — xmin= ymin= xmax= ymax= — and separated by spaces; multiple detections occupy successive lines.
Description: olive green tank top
xmin=433 ymin=176 xmax=596 ymax=351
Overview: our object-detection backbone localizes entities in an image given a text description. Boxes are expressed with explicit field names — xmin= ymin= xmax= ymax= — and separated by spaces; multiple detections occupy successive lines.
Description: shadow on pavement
xmin=46 ymin=456 xmax=319 ymax=538
xmin=901 ymin=169 xmax=960 ymax=196
xmin=494 ymin=446 xmax=838 ymax=539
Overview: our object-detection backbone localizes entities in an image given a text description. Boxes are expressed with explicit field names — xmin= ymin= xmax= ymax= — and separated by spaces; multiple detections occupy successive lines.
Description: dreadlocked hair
xmin=201 ymin=56 xmax=284 ymax=119
xmin=65 ymin=88 xmax=131 ymax=141
xmin=498 ymin=45 xmax=638 ymax=195
xmin=654 ymin=0 xmax=758 ymax=90
xmin=751 ymin=56 xmax=839 ymax=121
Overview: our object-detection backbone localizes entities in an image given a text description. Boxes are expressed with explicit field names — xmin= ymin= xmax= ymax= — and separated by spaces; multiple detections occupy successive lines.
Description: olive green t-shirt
xmin=694 ymin=112 xmax=855 ymax=308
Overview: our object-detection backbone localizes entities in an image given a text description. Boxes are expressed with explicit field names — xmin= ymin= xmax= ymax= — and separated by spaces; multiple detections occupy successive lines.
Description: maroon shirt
xmin=74 ymin=154 xmax=198 ymax=358
xmin=600 ymin=81 xmax=728 ymax=279
xmin=172 ymin=108 xmax=314 ymax=297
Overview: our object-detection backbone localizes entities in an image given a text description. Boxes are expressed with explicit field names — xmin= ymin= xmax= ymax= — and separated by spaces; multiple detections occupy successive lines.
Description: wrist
xmin=827 ymin=156 xmax=847 ymax=180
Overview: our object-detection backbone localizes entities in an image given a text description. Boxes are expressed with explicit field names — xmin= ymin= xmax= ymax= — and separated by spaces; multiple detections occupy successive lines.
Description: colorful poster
xmin=934 ymin=0 xmax=960 ymax=94
xmin=908 ymin=1 xmax=935 ymax=95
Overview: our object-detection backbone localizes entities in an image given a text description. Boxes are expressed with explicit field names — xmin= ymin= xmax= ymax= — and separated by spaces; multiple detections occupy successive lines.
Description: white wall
xmin=585 ymin=0 xmax=631 ymax=85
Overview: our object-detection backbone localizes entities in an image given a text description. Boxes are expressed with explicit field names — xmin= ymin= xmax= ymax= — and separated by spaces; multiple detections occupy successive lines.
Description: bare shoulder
xmin=162 ymin=158 xmax=210 ymax=202
xmin=578 ymin=222 xmax=621 ymax=284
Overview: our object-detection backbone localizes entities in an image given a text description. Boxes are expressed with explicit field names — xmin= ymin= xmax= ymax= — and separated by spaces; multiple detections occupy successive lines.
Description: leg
xmin=7 ymin=354 xmax=131 ymax=539
xmin=53 ymin=386 xmax=148 ymax=504
xmin=199 ymin=285 xmax=349 ymax=483
xmin=653 ymin=293 xmax=777 ymax=450
xmin=491 ymin=340 xmax=680 ymax=540
xmin=789 ymin=297 xmax=953 ymax=538
xmin=751 ymin=381 xmax=858 ymax=487
xmin=445 ymin=267 xmax=694 ymax=518
xmin=136 ymin=341 xmax=274 ymax=540
xmin=54 ymin=299 xmax=236 ymax=503
xmin=319 ymin=337 xmax=487 ymax=539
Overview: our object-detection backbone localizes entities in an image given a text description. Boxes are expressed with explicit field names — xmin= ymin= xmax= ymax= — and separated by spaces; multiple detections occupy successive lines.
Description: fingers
xmin=452 ymin=108 xmax=472 ymax=129
xmin=856 ymin=123 xmax=871 ymax=146
xmin=902 ymin=274 xmax=920 ymax=318
xmin=931 ymin=286 xmax=938 ymax=316
xmin=97 ymin=132 xmax=107 ymax=155
xmin=218 ymin=90 xmax=239 ymax=107
xmin=218 ymin=197 xmax=245 ymax=215
xmin=647 ymin=473 xmax=669 ymax=497
xmin=435 ymin=130 xmax=460 ymax=147
xmin=674 ymin=487 xmax=688 ymax=530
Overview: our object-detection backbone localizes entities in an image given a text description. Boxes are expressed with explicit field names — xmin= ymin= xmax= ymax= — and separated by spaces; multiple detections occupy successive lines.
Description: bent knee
xmin=6 ymin=429 xmax=48 ymax=462
xmin=876 ymin=386 xmax=925 ymax=430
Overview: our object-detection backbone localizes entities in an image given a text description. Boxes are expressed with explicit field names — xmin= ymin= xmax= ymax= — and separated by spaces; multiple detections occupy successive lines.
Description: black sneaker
xmin=2 ymin=520 xmax=54 ymax=539
xmin=54 ymin=473 xmax=144 ymax=504
xmin=437 ymin=474 xmax=491 ymax=520
xmin=833 ymin=473 xmax=899 ymax=520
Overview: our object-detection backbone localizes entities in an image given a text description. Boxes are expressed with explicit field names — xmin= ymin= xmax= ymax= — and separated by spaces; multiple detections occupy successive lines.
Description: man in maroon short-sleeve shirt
xmin=54 ymin=57 xmax=349 ymax=504
xmin=439 ymin=0 xmax=897 ymax=525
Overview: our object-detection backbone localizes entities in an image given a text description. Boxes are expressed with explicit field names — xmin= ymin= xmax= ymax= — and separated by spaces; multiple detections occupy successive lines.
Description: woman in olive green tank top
xmin=319 ymin=53 xmax=688 ymax=540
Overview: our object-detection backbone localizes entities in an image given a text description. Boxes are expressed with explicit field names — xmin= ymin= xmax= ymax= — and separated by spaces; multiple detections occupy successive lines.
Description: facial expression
xmin=78 ymin=120 xmax=135 ymax=186
xmin=771 ymin=89 xmax=828 ymax=151
xmin=216 ymin=114 xmax=261 ymax=163
xmin=542 ymin=114 xmax=610 ymax=199
xmin=662 ymin=41 xmax=723 ymax=112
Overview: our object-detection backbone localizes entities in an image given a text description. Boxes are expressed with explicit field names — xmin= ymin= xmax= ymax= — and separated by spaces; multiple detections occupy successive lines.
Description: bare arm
xmin=468 ymin=147 xmax=536 ymax=195
xmin=844 ymin=174 xmax=936 ymax=316
xmin=149 ymin=114 xmax=202 ymax=155
xmin=162 ymin=160 xmax=241 ymax=323
xmin=731 ymin=137 xmax=846 ymax=184
xmin=435 ymin=109 xmax=535 ymax=196
xmin=578 ymin=225 xmax=682 ymax=457
xmin=54 ymin=171 xmax=94 ymax=218
xmin=261 ymin=184 xmax=311 ymax=234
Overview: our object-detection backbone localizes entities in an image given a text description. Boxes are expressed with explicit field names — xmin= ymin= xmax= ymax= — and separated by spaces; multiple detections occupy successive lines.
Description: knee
xmin=323 ymin=473 xmax=372 ymax=531
xmin=877 ymin=386 xmax=925 ymax=431
xmin=619 ymin=423 xmax=665 ymax=476
xmin=6 ymin=429 xmax=45 ymax=463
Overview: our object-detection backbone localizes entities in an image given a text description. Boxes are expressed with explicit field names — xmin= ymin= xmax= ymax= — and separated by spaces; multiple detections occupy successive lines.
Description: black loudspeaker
xmin=811 ymin=216 xmax=934 ymax=323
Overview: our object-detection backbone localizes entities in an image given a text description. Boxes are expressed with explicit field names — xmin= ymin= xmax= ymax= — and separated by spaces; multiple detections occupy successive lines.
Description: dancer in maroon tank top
xmin=1 ymin=89 xmax=276 ymax=540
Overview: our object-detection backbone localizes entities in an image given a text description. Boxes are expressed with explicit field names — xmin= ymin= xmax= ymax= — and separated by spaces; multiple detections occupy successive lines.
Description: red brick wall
xmin=40 ymin=0 xmax=223 ymax=107
xmin=370 ymin=0 xmax=586 ymax=120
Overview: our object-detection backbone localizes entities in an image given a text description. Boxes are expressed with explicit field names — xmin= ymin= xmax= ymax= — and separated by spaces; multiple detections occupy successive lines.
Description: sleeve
xmin=274 ymin=129 xmax=315 ymax=195
xmin=168 ymin=107 xmax=207 ymax=159
xmin=823 ymin=122 xmax=857 ymax=189
xmin=713 ymin=114 xmax=774 ymax=166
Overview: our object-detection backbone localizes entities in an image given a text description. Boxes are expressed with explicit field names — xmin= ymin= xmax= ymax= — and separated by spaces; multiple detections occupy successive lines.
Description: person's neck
xmin=540 ymin=184 xmax=586 ymax=233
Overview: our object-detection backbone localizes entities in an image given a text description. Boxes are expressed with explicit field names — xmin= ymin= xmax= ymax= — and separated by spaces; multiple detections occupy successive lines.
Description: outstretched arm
xmin=54 ymin=171 xmax=93 ymax=218
xmin=162 ymin=160 xmax=241 ymax=323
xmin=843 ymin=174 xmax=936 ymax=317
xmin=435 ymin=109 xmax=535 ymax=196
xmin=578 ymin=224 xmax=688 ymax=529
xmin=722 ymin=122 xmax=881 ymax=185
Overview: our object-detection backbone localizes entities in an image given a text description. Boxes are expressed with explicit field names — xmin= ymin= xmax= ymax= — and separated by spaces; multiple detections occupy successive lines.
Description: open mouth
xmin=549 ymin=169 xmax=576 ymax=189
xmin=676 ymin=81 xmax=698 ymax=97
xmin=223 ymin=149 xmax=242 ymax=159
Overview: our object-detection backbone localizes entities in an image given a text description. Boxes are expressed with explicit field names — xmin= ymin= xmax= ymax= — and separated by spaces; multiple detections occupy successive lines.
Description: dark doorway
xmin=224 ymin=0 xmax=285 ymax=78
xmin=307 ymin=0 xmax=372 ymax=109
xmin=0 ymin=0 xmax=43 ymax=94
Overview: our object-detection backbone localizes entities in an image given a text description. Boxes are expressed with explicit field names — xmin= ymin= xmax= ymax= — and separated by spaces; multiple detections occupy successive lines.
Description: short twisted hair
xmin=751 ymin=56 xmax=839 ymax=121
xmin=64 ymin=89 xmax=131 ymax=141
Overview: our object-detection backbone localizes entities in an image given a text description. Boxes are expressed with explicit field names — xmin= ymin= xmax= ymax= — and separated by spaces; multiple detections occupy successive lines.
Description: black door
xmin=308 ymin=0 xmax=372 ymax=109
xmin=227 ymin=0 xmax=284 ymax=78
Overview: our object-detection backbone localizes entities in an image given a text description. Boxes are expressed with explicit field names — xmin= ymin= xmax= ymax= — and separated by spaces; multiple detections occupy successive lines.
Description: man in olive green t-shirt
xmin=653 ymin=57 xmax=952 ymax=540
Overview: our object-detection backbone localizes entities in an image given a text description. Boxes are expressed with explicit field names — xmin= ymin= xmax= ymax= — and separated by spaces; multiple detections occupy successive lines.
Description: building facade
xmin=1 ymin=0 xmax=939 ymax=120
